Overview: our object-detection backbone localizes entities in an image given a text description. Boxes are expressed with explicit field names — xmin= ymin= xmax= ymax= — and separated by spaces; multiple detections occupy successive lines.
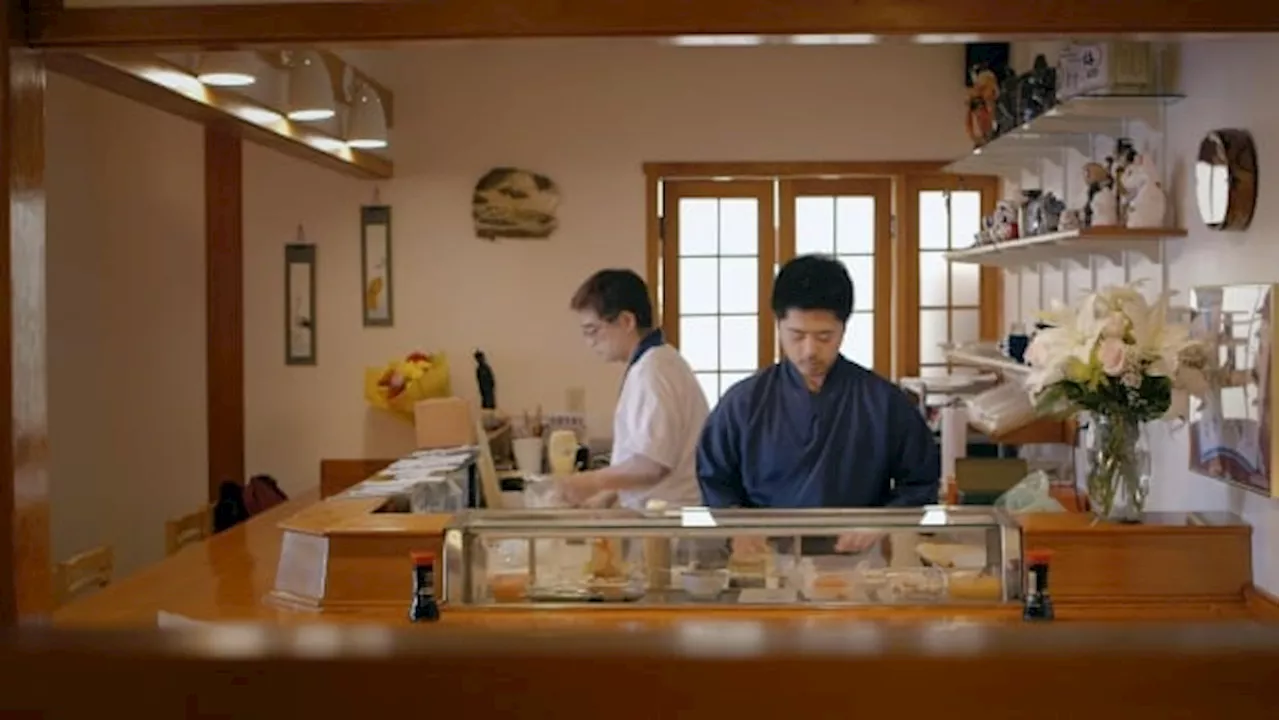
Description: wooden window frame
xmin=659 ymin=179 xmax=777 ymax=371
xmin=778 ymin=177 xmax=894 ymax=374
xmin=896 ymin=173 xmax=1003 ymax=379
xmin=643 ymin=161 xmax=1006 ymax=383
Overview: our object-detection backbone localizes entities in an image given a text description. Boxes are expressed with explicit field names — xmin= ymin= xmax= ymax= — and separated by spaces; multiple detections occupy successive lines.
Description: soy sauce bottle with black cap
xmin=1022 ymin=549 xmax=1054 ymax=621
xmin=410 ymin=550 xmax=441 ymax=622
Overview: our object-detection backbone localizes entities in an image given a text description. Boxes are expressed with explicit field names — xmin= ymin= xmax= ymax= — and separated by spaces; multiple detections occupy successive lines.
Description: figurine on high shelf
xmin=1120 ymin=153 xmax=1168 ymax=228
xmin=966 ymin=66 xmax=1000 ymax=146
xmin=1083 ymin=160 xmax=1118 ymax=227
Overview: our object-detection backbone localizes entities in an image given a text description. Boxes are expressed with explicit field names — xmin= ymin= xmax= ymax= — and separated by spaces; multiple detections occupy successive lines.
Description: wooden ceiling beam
xmin=26 ymin=0 xmax=1278 ymax=49
xmin=45 ymin=52 xmax=392 ymax=180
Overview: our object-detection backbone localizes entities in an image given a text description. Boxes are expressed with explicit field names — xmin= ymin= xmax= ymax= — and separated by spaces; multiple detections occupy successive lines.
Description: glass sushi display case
xmin=440 ymin=506 xmax=1025 ymax=608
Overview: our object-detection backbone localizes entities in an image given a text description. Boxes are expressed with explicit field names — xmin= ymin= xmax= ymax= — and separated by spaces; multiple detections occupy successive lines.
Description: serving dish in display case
xmin=441 ymin=506 xmax=1025 ymax=609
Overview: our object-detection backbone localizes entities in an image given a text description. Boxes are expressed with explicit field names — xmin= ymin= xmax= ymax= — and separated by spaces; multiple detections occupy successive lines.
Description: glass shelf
xmin=947 ymin=93 xmax=1185 ymax=176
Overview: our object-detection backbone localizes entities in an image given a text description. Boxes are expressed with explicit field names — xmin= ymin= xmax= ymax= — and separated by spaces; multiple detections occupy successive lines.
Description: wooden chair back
xmin=54 ymin=545 xmax=114 ymax=606
xmin=165 ymin=506 xmax=211 ymax=556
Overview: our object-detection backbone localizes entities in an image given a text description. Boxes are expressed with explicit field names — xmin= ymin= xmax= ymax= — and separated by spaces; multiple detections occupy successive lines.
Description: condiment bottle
xmin=410 ymin=550 xmax=441 ymax=622
xmin=1022 ymin=549 xmax=1054 ymax=621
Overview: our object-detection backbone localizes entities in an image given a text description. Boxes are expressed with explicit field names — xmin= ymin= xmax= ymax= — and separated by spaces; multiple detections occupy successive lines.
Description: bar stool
xmin=54 ymin=545 xmax=114 ymax=606
xmin=165 ymin=506 xmax=211 ymax=556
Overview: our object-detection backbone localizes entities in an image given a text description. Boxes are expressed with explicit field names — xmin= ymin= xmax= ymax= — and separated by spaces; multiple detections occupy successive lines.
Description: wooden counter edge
xmin=277 ymin=496 xmax=453 ymax=536
xmin=3 ymin=625 xmax=1274 ymax=718
xmin=1244 ymin=585 xmax=1279 ymax=622
xmin=1017 ymin=512 xmax=1252 ymax=534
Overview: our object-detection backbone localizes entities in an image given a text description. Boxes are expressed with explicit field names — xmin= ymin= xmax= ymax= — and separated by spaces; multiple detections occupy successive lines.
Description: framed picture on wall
xmin=285 ymin=243 xmax=317 ymax=366
xmin=1186 ymin=282 xmax=1277 ymax=498
xmin=361 ymin=205 xmax=394 ymax=327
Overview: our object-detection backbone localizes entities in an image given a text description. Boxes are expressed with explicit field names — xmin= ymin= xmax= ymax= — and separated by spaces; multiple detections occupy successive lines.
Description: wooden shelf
xmin=946 ymin=93 xmax=1184 ymax=177
xmin=945 ymin=227 xmax=1186 ymax=270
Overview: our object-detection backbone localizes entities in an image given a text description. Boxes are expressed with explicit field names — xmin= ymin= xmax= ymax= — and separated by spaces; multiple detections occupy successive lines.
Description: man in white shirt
xmin=557 ymin=269 xmax=709 ymax=510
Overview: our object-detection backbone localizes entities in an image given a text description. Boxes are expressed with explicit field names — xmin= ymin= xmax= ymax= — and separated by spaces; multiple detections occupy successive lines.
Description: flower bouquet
xmin=364 ymin=351 xmax=452 ymax=422
xmin=1024 ymin=283 xmax=1204 ymax=522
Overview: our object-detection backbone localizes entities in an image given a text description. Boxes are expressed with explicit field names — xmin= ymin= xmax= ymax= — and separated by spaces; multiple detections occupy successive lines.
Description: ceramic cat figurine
xmin=1089 ymin=182 xmax=1119 ymax=227
xmin=1122 ymin=154 xmax=1167 ymax=228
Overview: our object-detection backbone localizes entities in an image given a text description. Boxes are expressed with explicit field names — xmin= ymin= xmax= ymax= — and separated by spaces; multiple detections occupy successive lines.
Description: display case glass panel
xmin=442 ymin=506 xmax=1023 ymax=608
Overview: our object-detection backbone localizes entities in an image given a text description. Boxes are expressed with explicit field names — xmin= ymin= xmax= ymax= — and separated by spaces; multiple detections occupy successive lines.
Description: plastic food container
xmin=488 ymin=573 xmax=529 ymax=602
xmin=680 ymin=568 xmax=730 ymax=600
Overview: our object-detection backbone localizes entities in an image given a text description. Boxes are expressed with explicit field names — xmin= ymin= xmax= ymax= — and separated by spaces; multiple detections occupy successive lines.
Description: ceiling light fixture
xmin=287 ymin=51 xmax=337 ymax=122
xmin=196 ymin=51 xmax=260 ymax=87
xmin=346 ymin=82 xmax=389 ymax=150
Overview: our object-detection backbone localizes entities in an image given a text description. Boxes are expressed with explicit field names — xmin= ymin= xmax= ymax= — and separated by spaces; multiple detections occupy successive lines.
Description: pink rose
xmin=1101 ymin=312 xmax=1127 ymax=339
xmin=1098 ymin=337 xmax=1127 ymax=377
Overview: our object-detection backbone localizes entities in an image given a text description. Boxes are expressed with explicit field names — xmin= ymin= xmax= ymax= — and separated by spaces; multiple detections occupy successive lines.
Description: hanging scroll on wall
xmin=285 ymin=240 xmax=317 ymax=366
xmin=361 ymin=205 xmax=394 ymax=327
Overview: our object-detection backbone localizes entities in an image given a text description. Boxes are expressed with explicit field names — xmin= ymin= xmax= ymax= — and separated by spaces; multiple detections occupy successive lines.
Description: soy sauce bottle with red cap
xmin=410 ymin=550 xmax=441 ymax=622
xmin=1022 ymin=549 xmax=1054 ymax=621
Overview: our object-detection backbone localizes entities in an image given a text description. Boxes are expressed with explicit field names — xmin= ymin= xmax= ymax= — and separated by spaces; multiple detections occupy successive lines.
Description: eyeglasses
xmin=581 ymin=318 xmax=619 ymax=339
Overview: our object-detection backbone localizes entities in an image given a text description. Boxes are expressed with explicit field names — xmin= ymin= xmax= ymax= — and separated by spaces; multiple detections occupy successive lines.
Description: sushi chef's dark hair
xmin=771 ymin=254 xmax=854 ymax=323
xmin=570 ymin=268 xmax=654 ymax=330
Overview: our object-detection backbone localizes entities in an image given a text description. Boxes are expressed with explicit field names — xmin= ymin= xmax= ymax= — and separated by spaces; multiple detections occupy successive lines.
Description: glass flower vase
xmin=1084 ymin=415 xmax=1151 ymax=523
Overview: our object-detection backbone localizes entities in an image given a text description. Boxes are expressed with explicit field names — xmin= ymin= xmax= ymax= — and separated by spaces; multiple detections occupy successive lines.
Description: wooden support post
xmin=1 ymin=5 xmax=53 ymax=623
xmin=204 ymin=125 xmax=244 ymax=503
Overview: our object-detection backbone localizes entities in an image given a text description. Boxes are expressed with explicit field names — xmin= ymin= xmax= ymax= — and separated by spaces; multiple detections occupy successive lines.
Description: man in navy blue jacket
xmin=696 ymin=254 xmax=940 ymax=552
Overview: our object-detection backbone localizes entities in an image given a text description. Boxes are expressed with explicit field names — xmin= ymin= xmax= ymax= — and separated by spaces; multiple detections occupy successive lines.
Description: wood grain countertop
xmin=52 ymin=490 xmax=1273 ymax=628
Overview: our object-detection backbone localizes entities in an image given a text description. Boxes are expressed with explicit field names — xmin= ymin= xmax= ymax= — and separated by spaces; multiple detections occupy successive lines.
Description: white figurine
xmin=1089 ymin=183 xmax=1119 ymax=227
xmin=1122 ymin=154 xmax=1168 ymax=228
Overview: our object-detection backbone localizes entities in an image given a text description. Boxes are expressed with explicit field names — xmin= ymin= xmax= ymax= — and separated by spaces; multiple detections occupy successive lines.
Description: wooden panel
xmin=44 ymin=53 xmax=392 ymax=180
xmin=205 ymin=127 xmax=244 ymax=502
xmin=1 ymin=623 xmax=1275 ymax=719
xmin=0 ymin=35 xmax=53 ymax=624
xmin=319 ymin=458 xmax=396 ymax=498
xmin=25 ymin=1 xmax=1278 ymax=48
xmin=1022 ymin=512 xmax=1254 ymax=601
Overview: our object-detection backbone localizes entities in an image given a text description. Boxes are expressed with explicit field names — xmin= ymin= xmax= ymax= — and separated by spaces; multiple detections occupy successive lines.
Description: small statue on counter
xmin=474 ymin=348 xmax=497 ymax=410
xmin=1111 ymin=138 xmax=1139 ymax=223
xmin=1121 ymin=153 xmax=1168 ymax=228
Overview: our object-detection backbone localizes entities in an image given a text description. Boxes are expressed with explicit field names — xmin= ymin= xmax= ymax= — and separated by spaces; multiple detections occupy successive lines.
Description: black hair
xmin=770 ymin=254 xmax=853 ymax=323
xmin=569 ymin=269 xmax=654 ymax=330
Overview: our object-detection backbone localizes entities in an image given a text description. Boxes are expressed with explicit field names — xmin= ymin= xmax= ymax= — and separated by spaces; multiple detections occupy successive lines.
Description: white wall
xmin=1149 ymin=38 xmax=1278 ymax=594
xmin=46 ymin=74 xmax=208 ymax=575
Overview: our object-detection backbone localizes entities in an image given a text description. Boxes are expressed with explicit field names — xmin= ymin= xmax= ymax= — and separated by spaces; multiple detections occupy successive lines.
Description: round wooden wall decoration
xmin=1195 ymin=129 xmax=1257 ymax=231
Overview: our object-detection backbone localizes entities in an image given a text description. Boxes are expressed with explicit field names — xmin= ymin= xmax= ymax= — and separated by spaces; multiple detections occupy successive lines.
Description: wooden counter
xmin=53 ymin=490 xmax=1275 ymax=628
xmin=7 ymin=622 xmax=1276 ymax=718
